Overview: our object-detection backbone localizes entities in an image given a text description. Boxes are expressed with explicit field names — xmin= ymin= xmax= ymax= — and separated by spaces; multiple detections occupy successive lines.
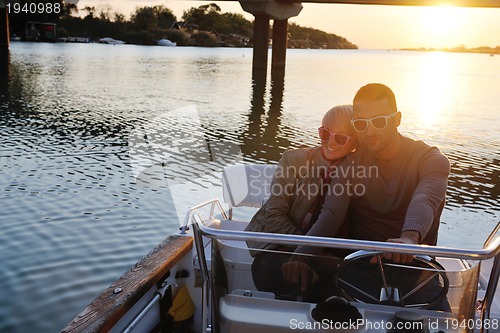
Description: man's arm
xmin=376 ymin=148 xmax=450 ymax=264
xmin=402 ymin=148 xmax=450 ymax=240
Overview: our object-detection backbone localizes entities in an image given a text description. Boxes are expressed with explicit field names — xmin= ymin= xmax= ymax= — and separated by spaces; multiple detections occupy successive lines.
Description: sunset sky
xmin=77 ymin=0 xmax=500 ymax=49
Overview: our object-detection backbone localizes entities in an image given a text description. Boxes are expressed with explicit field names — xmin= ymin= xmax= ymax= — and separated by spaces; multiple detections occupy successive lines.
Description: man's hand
xmin=282 ymin=257 xmax=319 ymax=292
xmin=369 ymin=231 xmax=420 ymax=264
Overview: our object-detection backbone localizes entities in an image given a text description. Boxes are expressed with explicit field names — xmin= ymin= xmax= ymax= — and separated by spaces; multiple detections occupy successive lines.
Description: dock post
xmin=271 ymin=19 xmax=288 ymax=72
xmin=252 ymin=14 xmax=270 ymax=72
xmin=0 ymin=1 xmax=9 ymax=51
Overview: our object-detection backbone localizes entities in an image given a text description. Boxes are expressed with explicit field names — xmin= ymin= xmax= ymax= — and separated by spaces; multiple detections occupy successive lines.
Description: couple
xmin=245 ymin=83 xmax=451 ymax=305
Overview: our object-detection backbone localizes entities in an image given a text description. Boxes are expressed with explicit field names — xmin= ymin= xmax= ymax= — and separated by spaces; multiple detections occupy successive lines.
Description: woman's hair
xmin=322 ymin=104 xmax=354 ymax=135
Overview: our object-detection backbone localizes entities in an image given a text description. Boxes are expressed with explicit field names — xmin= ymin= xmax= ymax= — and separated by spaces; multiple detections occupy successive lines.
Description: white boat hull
xmin=158 ymin=39 xmax=177 ymax=47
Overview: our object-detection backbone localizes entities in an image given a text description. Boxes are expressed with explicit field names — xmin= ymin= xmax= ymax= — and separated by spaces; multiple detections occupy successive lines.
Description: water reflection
xmin=266 ymin=68 xmax=286 ymax=147
xmin=414 ymin=52 xmax=452 ymax=128
xmin=0 ymin=45 xmax=498 ymax=333
xmin=2 ymin=46 xmax=498 ymax=217
xmin=240 ymin=68 xmax=288 ymax=163
xmin=447 ymin=150 xmax=500 ymax=213
xmin=0 ymin=48 xmax=9 ymax=82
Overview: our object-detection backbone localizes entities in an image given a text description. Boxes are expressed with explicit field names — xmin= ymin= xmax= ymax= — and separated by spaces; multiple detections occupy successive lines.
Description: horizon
xmin=73 ymin=0 xmax=500 ymax=49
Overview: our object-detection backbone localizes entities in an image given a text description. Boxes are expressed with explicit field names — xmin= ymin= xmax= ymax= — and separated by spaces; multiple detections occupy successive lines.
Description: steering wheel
xmin=334 ymin=250 xmax=449 ymax=309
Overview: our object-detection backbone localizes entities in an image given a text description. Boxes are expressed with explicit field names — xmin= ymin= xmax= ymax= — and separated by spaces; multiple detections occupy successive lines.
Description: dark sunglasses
xmin=318 ymin=127 xmax=353 ymax=146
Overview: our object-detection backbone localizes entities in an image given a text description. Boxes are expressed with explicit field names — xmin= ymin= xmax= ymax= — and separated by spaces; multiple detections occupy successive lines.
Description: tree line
xmin=8 ymin=1 xmax=357 ymax=49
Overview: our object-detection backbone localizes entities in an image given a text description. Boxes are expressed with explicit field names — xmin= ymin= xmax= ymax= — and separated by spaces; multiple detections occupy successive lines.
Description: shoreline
xmin=398 ymin=47 xmax=499 ymax=55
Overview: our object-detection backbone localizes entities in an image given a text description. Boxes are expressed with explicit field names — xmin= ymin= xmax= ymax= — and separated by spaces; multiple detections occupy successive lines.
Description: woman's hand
xmin=282 ymin=257 xmax=319 ymax=292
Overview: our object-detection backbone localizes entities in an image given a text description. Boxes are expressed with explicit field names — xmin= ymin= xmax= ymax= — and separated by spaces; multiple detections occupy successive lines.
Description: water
xmin=0 ymin=43 xmax=499 ymax=333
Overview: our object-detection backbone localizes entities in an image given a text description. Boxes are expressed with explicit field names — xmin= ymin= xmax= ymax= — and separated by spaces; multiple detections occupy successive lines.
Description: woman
xmin=245 ymin=104 xmax=356 ymax=301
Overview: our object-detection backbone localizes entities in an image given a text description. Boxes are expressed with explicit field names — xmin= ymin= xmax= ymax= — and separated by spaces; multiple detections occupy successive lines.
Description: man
xmin=284 ymin=83 xmax=450 ymax=297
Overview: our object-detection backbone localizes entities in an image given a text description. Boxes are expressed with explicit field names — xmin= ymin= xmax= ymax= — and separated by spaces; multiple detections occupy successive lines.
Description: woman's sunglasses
xmin=318 ymin=127 xmax=353 ymax=146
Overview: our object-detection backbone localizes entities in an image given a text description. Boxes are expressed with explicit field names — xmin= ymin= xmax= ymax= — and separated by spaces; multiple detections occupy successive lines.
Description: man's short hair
xmin=353 ymin=83 xmax=398 ymax=113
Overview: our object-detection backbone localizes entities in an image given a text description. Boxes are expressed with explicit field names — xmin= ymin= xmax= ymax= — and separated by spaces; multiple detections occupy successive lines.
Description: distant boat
xmin=99 ymin=37 xmax=125 ymax=45
xmin=158 ymin=39 xmax=177 ymax=47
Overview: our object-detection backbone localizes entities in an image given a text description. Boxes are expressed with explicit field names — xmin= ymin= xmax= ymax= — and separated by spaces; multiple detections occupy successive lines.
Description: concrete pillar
xmin=252 ymin=14 xmax=270 ymax=71
xmin=272 ymin=19 xmax=288 ymax=72
xmin=240 ymin=0 xmax=302 ymax=21
xmin=0 ymin=1 xmax=9 ymax=50
xmin=240 ymin=0 xmax=301 ymax=73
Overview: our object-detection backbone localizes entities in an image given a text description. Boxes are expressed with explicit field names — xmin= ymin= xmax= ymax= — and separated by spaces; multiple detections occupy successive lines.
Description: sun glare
xmin=413 ymin=52 xmax=455 ymax=129
xmin=418 ymin=5 xmax=466 ymax=47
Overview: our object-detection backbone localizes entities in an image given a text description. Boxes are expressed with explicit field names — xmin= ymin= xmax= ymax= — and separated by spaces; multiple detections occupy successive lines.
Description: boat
xmin=99 ymin=37 xmax=125 ymax=45
xmin=62 ymin=163 xmax=500 ymax=333
xmin=158 ymin=39 xmax=177 ymax=47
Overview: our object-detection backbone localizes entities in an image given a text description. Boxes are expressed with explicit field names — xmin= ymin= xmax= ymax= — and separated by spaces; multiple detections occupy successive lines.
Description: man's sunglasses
xmin=318 ymin=127 xmax=353 ymax=146
xmin=351 ymin=112 xmax=398 ymax=132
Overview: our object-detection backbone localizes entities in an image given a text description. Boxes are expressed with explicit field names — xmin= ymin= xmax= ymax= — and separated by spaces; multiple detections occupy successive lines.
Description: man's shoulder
xmin=401 ymin=135 xmax=431 ymax=150
xmin=401 ymin=135 xmax=445 ymax=156
xmin=401 ymin=135 xmax=450 ymax=169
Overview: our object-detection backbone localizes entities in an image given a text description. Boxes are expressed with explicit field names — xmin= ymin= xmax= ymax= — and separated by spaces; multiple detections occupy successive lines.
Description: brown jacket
xmin=245 ymin=146 xmax=332 ymax=254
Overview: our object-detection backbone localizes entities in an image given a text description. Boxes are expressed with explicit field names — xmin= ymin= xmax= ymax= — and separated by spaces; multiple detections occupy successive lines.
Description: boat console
xmin=179 ymin=164 xmax=500 ymax=333
xmin=185 ymin=197 xmax=500 ymax=333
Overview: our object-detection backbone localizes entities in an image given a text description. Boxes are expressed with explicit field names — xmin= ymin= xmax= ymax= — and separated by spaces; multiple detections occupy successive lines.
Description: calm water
xmin=1 ymin=43 xmax=499 ymax=332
